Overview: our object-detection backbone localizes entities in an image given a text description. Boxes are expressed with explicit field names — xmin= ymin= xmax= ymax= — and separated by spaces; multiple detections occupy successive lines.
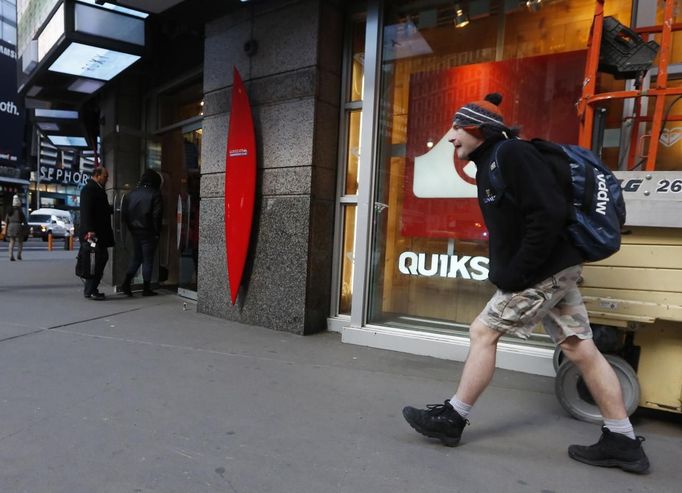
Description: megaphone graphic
xmin=413 ymin=133 xmax=477 ymax=198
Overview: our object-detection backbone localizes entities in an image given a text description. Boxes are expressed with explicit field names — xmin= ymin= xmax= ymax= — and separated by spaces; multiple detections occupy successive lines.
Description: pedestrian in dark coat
xmin=120 ymin=169 xmax=163 ymax=297
xmin=4 ymin=195 xmax=27 ymax=261
xmin=79 ymin=167 xmax=114 ymax=300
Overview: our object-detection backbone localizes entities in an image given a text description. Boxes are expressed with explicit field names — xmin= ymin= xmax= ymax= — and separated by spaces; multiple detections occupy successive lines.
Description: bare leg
xmin=559 ymin=336 xmax=627 ymax=420
xmin=454 ymin=319 xmax=504 ymax=405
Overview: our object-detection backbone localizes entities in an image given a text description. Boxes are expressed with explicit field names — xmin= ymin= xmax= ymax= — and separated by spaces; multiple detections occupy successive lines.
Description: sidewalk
xmin=0 ymin=250 xmax=680 ymax=493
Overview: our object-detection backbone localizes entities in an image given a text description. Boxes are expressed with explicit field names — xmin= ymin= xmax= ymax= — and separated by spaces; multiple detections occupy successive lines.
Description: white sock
xmin=449 ymin=395 xmax=472 ymax=419
xmin=603 ymin=417 xmax=635 ymax=439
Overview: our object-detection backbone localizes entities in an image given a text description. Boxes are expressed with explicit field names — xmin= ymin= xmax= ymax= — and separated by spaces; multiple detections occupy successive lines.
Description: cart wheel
xmin=555 ymin=354 xmax=640 ymax=424
xmin=552 ymin=346 xmax=566 ymax=373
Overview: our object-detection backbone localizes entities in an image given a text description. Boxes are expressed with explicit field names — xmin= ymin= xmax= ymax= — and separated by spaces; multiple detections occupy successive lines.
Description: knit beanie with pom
xmin=453 ymin=93 xmax=506 ymax=130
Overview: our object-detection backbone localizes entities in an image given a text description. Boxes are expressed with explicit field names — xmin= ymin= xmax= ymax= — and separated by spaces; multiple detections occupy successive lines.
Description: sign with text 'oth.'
xmin=0 ymin=41 xmax=25 ymax=167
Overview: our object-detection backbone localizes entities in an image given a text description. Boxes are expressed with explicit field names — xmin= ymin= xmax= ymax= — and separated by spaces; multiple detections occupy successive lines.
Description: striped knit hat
xmin=453 ymin=93 xmax=506 ymax=130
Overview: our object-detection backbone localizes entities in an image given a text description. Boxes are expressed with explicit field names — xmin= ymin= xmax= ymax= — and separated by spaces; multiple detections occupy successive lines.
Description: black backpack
xmin=491 ymin=139 xmax=626 ymax=262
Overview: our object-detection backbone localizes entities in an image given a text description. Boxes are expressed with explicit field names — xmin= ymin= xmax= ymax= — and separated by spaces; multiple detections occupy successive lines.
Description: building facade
xmin=16 ymin=0 xmax=681 ymax=376
xmin=1 ymin=0 xmax=29 ymax=216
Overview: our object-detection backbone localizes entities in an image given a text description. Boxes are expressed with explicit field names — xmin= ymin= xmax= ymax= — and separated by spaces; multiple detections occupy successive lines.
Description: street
xmin=0 ymin=251 xmax=680 ymax=493
xmin=0 ymin=236 xmax=70 ymax=254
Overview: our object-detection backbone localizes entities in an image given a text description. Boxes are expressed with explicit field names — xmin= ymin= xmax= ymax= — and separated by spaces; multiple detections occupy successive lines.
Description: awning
xmin=0 ymin=177 xmax=31 ymax=185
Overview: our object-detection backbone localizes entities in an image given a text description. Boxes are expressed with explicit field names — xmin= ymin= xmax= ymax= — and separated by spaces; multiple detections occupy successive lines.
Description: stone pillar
xmin=97 ymin=75 xmax=144 ymax=289
xmin=199 ymin=0 xmax=343 ymax=334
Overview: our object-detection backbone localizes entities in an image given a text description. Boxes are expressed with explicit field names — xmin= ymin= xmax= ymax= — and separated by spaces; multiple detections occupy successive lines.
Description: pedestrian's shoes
xmin=568 ymin=426 xmax=650 ymax=474
xmin=402 ymin=400 xmax=468 ymax=447
xmin=84 ymin=292 xmax=106 ymax=300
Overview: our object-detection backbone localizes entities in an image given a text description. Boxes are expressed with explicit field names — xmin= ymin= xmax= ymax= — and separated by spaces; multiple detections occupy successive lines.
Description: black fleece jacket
xmin=122 ymin=185 xmax=163 ymax=238
xmin=470 ymin=137 xmax=583 ymax=292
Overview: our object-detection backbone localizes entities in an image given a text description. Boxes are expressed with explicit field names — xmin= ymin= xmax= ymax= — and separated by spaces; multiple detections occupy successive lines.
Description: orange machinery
xmin=555 ymin=0 xmax=682 ymax=423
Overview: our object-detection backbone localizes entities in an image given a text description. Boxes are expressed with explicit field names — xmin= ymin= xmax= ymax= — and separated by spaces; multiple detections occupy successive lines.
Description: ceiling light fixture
xmin=454 ymin=4 xmax=470 ymax=28
xmin=526 ymin=0 xmax=542 ymax=12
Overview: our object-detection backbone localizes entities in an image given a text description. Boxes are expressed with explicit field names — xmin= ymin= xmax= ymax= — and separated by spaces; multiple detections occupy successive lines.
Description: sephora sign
xmin=39 ymin=164 xmax=90 ymax=186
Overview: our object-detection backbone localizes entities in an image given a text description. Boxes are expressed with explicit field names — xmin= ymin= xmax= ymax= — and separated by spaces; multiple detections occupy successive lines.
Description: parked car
xmin=28 ymin=208 xmax=75 ymax=241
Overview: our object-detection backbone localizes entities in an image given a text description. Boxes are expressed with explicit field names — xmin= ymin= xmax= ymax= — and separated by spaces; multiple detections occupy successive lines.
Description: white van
xmin=28 ymin=208 xmax=75 ymax=240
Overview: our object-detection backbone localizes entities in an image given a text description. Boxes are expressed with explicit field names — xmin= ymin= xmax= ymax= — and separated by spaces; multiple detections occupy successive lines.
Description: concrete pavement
xmin=0 ymin=247 xmax=680 ymax=493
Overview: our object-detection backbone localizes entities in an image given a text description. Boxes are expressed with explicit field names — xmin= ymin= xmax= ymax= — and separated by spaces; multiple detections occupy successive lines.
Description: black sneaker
xmin=568 ymin=427 xmax=650 ymax=474
xmin=84 ymin=292 xmax=106 ymax=301
xmin=402 ymin=400 xmax=468 ymax=447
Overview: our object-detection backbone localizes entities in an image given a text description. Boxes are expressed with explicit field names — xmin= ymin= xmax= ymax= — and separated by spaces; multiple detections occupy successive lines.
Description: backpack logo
xmin=483 ymin=188 xmax=496 ymax=204
xmin=595 ymin=172 xmax=609 ymax=215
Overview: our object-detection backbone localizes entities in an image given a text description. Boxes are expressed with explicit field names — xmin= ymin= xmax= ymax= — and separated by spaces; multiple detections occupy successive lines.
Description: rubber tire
xmin=555 ymin=354 xmax=640 ymax=424
xmin=552 ymin=346 xmax=566 ymax=373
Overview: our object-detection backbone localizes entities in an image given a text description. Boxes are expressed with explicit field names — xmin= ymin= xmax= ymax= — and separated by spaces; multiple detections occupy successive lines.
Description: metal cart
xmin=554 ymin=0 xmax=682 ymax=422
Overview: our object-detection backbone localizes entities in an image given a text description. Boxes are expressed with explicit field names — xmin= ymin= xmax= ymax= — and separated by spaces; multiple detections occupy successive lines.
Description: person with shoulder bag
xmin=79 ymin=167 xmax=115 ymax=300
xmin=4 ymin=195 xmax=27 ymax=261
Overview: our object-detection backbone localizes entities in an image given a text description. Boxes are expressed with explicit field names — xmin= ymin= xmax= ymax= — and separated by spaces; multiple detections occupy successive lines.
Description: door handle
xmin=176 ymin=193 xmax=183 ymax=251
xmin=113 ymin=191 xmax=128 ymax=246
xmin=184 ymin=194 xmax=191 ymax=251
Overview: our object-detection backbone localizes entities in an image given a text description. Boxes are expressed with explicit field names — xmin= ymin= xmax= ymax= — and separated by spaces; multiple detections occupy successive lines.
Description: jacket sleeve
xmin=79 ymin=185 xmax=94 ymax=235
xmin=495 ymin=142 xmax=569 ymax=291
xmin=121 ymin=193 xmax=129 ymax=229
xmin=152 ymin=192 xmax=163 ymax=236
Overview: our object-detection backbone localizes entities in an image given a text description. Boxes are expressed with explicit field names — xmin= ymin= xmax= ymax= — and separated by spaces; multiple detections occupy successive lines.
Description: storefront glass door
xmin=157 ymin=122 xmax=201 ymax=298
xmin=178 ymin=124 xmax=201 ymax=296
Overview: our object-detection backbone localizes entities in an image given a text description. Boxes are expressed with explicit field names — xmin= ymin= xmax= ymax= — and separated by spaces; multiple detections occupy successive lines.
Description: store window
xmin=337 ymin=18 xmax=366 ymax=316
xmin=158 ymin=79 xmax=203 ymax=129
xmin=367 ymin=0 xmax=631 ymax=339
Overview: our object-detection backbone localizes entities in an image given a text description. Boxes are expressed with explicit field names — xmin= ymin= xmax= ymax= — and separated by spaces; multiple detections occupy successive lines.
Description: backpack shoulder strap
xmin=530 ymin=139 xmax=574 ymax=201
xmin=559 ymin=144 xmax=597 ymax=212
xmin=490 ymin=139 xmax=519 ymax=206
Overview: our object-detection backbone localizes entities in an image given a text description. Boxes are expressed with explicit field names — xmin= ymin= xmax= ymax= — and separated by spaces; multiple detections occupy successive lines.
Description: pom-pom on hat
xmin=453 ymin=93 xmax=506 ymax=129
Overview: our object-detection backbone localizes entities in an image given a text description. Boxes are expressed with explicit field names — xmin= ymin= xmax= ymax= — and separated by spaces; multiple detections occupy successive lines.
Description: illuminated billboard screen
xmin=46 ymin=135 xmax=88 ymax=147
xmin=16 ymin=0 xmax=59 ymax=59
xmin=48 ymin=42 xmax=140 ymax=80
xmin=0 ymin=40 xmax=25 ymax=167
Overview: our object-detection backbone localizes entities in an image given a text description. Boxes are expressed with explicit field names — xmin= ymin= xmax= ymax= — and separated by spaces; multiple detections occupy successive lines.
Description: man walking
xmin=402 ymin=93 xmax=650 ymax=474
xmin=79 ymin=167 xmax=114 ymax=300
xmin=120 ymin=169 xmax=163 ymax=297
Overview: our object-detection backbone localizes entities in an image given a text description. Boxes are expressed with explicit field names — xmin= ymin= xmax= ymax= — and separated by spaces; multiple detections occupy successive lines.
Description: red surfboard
xmin=225 ymin=67 xmax=256 ymax=304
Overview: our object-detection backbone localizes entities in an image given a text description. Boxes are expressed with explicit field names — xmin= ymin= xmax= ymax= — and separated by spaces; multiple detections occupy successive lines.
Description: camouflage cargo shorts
xmin=477 ymin=265 xmax=592 ymax=344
